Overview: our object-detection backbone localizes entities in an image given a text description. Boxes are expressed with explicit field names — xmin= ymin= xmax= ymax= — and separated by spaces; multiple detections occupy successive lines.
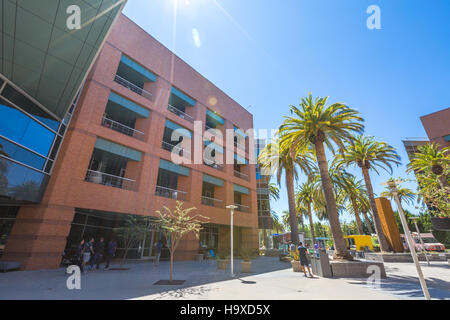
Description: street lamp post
xmin=387 ymin=180 xmax=431 ymax=300
xmin=226 ymin=205 xmax=238 ymax=277
xmin=409 ymin=217 xmax=430 ymax=266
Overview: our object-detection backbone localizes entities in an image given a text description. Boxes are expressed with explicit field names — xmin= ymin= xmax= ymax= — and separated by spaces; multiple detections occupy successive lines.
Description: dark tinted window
xmin=1 ymin=85 xmax=59 ymax=131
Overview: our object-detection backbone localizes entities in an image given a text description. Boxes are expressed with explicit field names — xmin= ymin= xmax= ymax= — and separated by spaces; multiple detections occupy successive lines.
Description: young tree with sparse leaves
xmin=156 ymin=201 xmax=209 ymax=282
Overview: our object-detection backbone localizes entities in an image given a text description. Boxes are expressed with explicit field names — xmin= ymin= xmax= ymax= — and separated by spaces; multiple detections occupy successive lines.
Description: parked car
xmin=401 ymin=233 xmax=446 ymax=252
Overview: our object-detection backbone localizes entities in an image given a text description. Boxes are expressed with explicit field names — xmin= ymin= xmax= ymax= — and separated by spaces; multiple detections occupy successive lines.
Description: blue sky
xmin=123 ymin=0 xmax=450 ymax=222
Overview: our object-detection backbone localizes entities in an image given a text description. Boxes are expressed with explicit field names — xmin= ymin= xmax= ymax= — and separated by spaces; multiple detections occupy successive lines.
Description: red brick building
xmin=2 ymin=14 xmax=259 ymax=270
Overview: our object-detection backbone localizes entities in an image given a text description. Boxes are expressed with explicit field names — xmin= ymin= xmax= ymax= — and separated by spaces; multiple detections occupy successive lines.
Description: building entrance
xmin=66 ymin=209 xmax=161 ymax=260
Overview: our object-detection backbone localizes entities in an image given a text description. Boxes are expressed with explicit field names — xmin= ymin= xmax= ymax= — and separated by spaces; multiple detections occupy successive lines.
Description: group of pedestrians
xmin=75 ymin=237 xmax=117 ymax=273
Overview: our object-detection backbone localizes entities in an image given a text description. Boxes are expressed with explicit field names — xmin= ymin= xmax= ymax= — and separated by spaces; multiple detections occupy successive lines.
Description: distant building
xmin=403 ymin=107 xmax=450 ymax=159
xmin=255 ymin=139 xmax=273 ymax=246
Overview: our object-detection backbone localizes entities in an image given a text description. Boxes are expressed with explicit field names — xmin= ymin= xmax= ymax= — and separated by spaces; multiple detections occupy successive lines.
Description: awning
xmin=120 ymin=55 xmax=157 ymax=82
xmin=206 ymin=109 xmax=224 ymax=125
xmin=159 ymin=159 xmax=190 ymax=176
xmin=109 ymin=92 xmax=149 ymax=118
xmin=165 ymin=120 xmax=192 ymax=138
xmin=95 ymin=138 xmax=142 ymax=162
xmin=203 ymin=174 xmax=224 ymax=187
xmin=234 ymin=154 xmax=248 ymax=165
xmin=171 ymin=87 xmax=196 ymax=107
xmin=234 ymin=126 xmax=247 ymax=139
xmin=234 ymin=184 xmax=249 ymax=195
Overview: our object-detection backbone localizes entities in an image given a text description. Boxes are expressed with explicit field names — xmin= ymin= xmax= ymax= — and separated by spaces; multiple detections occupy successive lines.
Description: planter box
xmin=217 ymin=259 xmax=229 ymax=270
xmin=431 ymin=217 xmax=450 ymax=231
xmin=241 ymin=261 xmax=252 ymax=273
xmin=330 ymin=260 xmax=386 ymax=278
xmin=291 ymin=260 xmax=302 ymax=272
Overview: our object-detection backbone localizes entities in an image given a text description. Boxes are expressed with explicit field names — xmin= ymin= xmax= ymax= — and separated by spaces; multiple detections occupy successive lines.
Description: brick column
xmin=1 ymin=205 xmax=75 ymax=270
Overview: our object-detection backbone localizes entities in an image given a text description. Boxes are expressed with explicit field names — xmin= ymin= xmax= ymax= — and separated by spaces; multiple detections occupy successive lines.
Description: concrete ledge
xmin=0 ymin=261 xmax=22 ymax=272
xmin=365 ymin=252 xmax=450 ymax=263
xmin=330 ymin=260 xmax=386 ymax=278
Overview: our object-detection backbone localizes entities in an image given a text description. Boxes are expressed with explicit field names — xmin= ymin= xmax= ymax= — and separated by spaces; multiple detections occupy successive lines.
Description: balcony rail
xmin=114 ymin=74 xmax=153 ymax=101
xmin=201 ymin=196 xmax=224 ymax=208
xmin=102 ymin=116 xmax=145 ymax=141
xmin=162 ymin=141 xmax=191 ymax=158
xmin=167 ymin=104 xmax=194 ymax=123
xmin=234 ymin=141 xmax=246 ymax=151
xmin=155 ymin=185 xmax=187 ymax=201
xmin=234 ymin=203 xmax=250 ymax=213
xmin=204 ymin=161 xmax=224 ymax=171
xmin=234 ymin=170 xmax=249 ymax=181
xmin=85 ymin=170 xmax=136 ymax=191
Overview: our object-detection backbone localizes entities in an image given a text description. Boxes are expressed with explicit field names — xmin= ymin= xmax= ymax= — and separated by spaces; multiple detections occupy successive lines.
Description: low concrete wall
xmin=365 ymin=252 xmax=450 ymax=263
xmin=330 ymin=260 xmax=386 ymax=278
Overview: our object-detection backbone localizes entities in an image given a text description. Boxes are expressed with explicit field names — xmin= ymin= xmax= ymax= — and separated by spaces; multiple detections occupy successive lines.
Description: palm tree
xmin=296 ymin=181 xmax=319 ymax=245
xmin=339 ymin=173 xmax=369 ymax=235
xmin=268 ymin=182 xmax=280 ymax=201
xmin=381 ymin=178 xmax=416 ymax=206
xmin=271 ymin=211 xmax=285 ymax=234
xmin=335 ymin=135 xmax=401 ymax=252
xmin=407 ymin=143 xmax=449 ymax=189
xmin=258 ymin=140 xmax=313 ymax=245
xmin=279 ymin=93 xmax=364 ymax=260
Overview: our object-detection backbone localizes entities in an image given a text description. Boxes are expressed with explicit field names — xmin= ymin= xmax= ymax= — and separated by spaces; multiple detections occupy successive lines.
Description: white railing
xmin=234 ymin=170 xmax=249 ymax=181
xmin=114 ymin=74 xmax=153 ymax=100
xmin=234 ymin=203 xmax=250 ymax=213
xmin=204 ymin=161 xmax=224 ymax=171
xmin=102 ymin=116 xmax=145 ymax=141
xmin=234 ymin=141 xmax=246 ymax=151
xmin=155 ymin=185 xmax=187 ymax=201
xmin=85 ymin=170 xmax=136 ymax=191
xmin=167 ymin=104 xmax=194 ymax=123
xmin=162 ymin=141 xmax=191 ymax=158
xmin=201 ymin=196 xmax=224 ymax=208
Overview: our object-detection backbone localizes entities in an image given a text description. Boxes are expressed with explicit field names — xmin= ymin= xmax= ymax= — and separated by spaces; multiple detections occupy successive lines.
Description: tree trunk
xmin=299 ymin=215 xmax=305 ymax=234
xmin=285 ymin=168 xmax=300 ymax=245
xmin=307 ymin=202 xmax=316 ymax=245
xmin=362 ymin=211 xmax=374 ymax=234
xmin=361 ymin=167 xmax=391 ymax=252
xmin=315 ymin=142 xmax=352 ymax=260
xmin=170 ymin=251 xmax=174 ymax=282
xmin=438 ymin=174 xmax=448 ymax=189
xmin=351 ymin=196 xmax=364 ymax=235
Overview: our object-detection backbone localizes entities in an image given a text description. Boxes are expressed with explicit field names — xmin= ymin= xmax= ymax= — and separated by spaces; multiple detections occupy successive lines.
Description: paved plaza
xmin=0 ymin=257 xmax=448 ymax=300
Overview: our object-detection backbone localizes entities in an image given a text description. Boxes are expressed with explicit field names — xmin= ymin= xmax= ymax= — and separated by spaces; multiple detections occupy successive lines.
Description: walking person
xmin=297 ymin=242 xmax=313 ymax=278
xmin=105 ymin=238 xmax=117 ymax=270
xmin=83 ymin=238 xmax=94 ymax=271
xmin=153 ymin=240 xmax=162 ymax=266
xmin=90 ymin=237 xmax=105 ymax=270
xmin=76 ymin=239 xmax=84 ymax=273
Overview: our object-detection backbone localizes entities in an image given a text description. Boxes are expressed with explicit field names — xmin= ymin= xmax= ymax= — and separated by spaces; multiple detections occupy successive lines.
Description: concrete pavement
xmin=0 ymin=257 xmax=448 ymax=300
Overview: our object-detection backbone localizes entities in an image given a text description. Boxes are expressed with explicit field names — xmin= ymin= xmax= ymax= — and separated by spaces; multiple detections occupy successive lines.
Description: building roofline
xmin=120 ymin=13 xmax=253 ymax=118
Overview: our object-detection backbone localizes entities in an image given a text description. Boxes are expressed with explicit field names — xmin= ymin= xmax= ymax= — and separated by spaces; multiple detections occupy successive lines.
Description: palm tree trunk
xmin=285 ymin=168 xmax=300 ymax=245
xmin=362 ymin=211 xmax=374 ymax=234
xmin=307 ymin=202 xmax=316 ymax=245
xmin=350 ymin=196 xmax=364 ymax=235
xmin=361 ymin=167 xmax=391 ymax=252
xmin=315 ymin=142 xmax=352 ymax=260
xmin=438 ymin=174 xmax=448 ymax=189
xmin=299 ymin=215 xmax=305 ymax=234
